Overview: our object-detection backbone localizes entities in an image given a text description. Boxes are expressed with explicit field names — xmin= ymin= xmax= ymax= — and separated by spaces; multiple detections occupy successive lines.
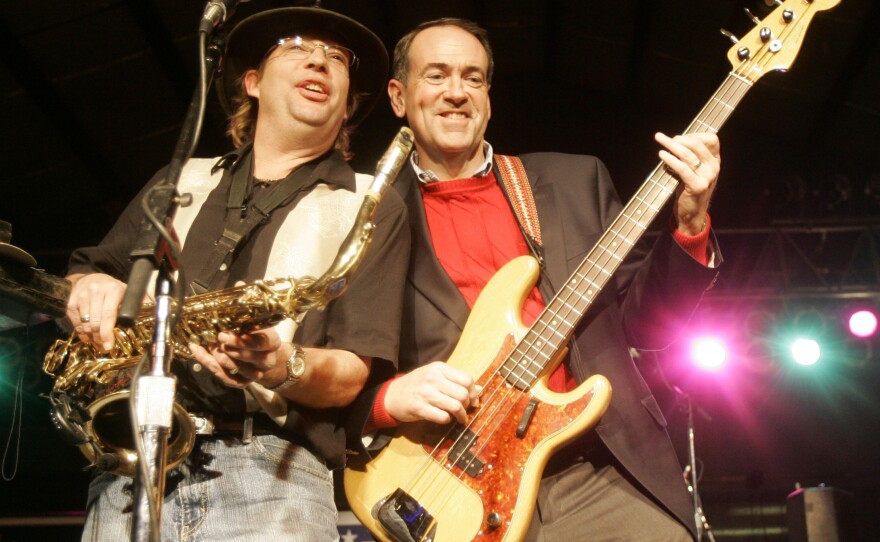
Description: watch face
xmin=290 ymin=348 xmax=306 ymax=377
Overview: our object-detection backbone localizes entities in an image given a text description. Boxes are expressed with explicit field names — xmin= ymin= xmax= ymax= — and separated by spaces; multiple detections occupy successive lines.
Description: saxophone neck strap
xmin=190 ymin=159 xmax=318 ymax=295
xmin=495 ymin=154 xmax=543 ymax=247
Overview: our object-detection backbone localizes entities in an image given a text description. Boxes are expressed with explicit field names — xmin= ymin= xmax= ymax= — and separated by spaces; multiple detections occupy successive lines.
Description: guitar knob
xmin=486 ymin=511 xmax=503 ymax=529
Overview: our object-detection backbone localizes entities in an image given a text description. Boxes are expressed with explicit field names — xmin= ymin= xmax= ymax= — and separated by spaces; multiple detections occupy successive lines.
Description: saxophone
xmin=43 ymin=127 xmax=414 ymax=476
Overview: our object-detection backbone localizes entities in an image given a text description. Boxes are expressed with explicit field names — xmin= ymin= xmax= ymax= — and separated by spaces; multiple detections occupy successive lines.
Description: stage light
xmin=688 ymin=302 xmax=878 ymax=378
xmin=690 ymin=336 xmax=727 ymax=371
xmin=848 ymin=310 xmax=878 ymax=338
xmin=790 ymin=338 xmax=821 ymax=366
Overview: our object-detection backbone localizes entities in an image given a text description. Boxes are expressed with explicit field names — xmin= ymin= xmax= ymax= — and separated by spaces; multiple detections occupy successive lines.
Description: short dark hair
xmin=392 ymin=18 xmax=494 ymax=84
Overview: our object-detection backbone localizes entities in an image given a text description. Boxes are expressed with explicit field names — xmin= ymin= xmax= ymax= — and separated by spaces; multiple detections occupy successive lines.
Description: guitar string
xmin=394 ymin=17 xmax=794 ymax=533
xmin=401 ymin=341 xmax=542 ymax=532
xmin=389 ymin=343 xmax=537 ymax=531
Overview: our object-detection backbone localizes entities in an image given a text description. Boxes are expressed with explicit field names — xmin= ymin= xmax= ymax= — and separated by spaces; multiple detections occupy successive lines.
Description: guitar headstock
xmin=726 ymin=0 xmax=840 ymax=82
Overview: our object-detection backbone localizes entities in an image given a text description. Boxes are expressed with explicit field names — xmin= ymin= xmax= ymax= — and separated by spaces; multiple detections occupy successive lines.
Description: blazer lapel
xmin=395 ymin=167 xmax=470 ymax=331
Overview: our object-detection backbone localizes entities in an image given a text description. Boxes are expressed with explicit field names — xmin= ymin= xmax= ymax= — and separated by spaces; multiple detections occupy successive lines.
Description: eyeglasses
xmin=272 ymin=36 xmax=358 ymax=70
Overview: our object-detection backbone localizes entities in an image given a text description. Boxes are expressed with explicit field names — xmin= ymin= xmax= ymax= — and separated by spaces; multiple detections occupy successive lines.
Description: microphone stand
xmin=639 ymin=350 xmax=716 ymax=541
xmin=124 ymin=23 xmax=225 ymax=542
xmin=130 ymin=268 xmax=176 ymax=542
xmin=681 ymin=392 xmax=716 ymax=542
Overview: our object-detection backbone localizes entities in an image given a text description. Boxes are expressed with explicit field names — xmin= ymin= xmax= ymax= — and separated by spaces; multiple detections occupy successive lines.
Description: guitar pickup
xmin=448 ymin=425 xmax=485 ymax=477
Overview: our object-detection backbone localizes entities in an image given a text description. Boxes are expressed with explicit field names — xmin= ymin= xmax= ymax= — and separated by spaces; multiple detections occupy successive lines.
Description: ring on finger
xmin=81 ymin=314 xmax=91 ymax=323
xmin=228 ymin=365 xmax=240 ymax=376
xmin=690 ymin=159 xmax=702 ymax=172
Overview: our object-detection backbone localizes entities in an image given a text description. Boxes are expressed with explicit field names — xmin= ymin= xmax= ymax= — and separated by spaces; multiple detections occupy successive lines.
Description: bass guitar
xmin=345 ymin=1 xmax=839 ymax=540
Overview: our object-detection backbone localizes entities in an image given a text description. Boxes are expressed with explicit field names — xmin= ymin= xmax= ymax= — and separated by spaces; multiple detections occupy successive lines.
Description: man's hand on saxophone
xmin=189 ymin=327 xmax=374 ymax=409
xmin=65 ymin=272 xmax=127 ymax=352
xmin=188 ymin=328 xmax=291 ymax=389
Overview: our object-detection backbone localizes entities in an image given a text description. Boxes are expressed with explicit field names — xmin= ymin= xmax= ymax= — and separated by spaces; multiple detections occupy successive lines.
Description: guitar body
xmin=345 ymin=256 xmax=612 ymax=542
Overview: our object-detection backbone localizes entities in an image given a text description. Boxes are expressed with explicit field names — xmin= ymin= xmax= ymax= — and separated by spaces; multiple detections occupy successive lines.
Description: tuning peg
xmin=743 ymin=8 xmax=761 ymax=25
xmin=720 ymin=29 xmax=739 ymax=44
xmin=721 ymin=28 xmax=751 ymax=60
xmin=783 ymin=8 xmax=795 ymax=22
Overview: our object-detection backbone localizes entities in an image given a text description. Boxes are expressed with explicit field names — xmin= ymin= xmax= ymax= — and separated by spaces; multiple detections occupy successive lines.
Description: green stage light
xmin=790 ymin=337 xmax=821 ymax=366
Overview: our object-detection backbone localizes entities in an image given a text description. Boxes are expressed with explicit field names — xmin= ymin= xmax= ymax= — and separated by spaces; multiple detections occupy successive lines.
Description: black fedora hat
xmin=216 ymin=7 xmax=388 ymax=128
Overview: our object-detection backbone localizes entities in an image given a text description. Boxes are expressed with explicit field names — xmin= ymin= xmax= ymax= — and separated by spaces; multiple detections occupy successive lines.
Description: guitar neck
xmin=507 ymin=72 xmax=753 ymax=386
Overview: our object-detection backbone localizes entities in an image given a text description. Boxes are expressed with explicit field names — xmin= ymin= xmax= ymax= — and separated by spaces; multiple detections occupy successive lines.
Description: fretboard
xmin=500 ymin=72 xmax=753 ymax=389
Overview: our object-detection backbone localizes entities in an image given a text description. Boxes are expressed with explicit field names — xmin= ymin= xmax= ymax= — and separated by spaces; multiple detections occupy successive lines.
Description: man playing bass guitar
xmin=346 ymin=17 xmax=721 ymax=542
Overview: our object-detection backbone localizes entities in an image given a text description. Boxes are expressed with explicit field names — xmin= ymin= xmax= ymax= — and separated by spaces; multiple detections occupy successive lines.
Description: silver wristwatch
xmin=268 ymin=344 xmax=306 ymax=392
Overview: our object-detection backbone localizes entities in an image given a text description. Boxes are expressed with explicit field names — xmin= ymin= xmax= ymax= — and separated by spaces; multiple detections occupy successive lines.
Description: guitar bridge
xmin=375 ymin=488 xmax=437 ymax=542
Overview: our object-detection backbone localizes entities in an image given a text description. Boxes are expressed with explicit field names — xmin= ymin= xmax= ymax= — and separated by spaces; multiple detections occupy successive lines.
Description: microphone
xmin=199 ymin=0 xmax=249 ymax=34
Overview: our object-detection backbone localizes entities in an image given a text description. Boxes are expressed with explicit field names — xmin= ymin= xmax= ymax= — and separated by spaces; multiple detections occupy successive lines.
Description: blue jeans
xmin=81 ymin=434 xmax=339 ymax=541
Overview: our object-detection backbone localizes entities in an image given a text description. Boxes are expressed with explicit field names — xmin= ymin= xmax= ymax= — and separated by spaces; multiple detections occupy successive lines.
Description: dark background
xmin=2 ymin=0 xmax=879 ymax=540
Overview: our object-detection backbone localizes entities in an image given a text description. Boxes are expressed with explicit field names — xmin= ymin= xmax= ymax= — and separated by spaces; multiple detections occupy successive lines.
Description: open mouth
xmin=299 ymin=81 xmax=329 ymax=95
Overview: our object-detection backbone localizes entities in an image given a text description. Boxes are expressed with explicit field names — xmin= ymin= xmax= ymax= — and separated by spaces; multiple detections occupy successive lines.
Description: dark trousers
xmin=524 ymin=435 xmax=694 ymax=542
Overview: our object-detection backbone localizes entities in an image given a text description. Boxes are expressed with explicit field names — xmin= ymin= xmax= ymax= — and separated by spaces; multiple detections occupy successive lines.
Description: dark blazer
xmin=348 ymin=151 xmax=721 ymax=539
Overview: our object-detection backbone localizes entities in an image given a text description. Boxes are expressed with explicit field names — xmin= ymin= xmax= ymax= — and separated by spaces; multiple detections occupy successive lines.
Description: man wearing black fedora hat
xmin=63 ymin=6 xmax=407 ymax=541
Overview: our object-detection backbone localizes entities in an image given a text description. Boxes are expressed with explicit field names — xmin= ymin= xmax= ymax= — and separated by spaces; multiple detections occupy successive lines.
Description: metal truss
xmin=705 ymin=219 xmax=880 ymax=303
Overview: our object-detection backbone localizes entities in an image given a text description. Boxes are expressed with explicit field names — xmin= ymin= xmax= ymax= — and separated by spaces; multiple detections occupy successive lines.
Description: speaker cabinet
xmin=786 ymin=486 xmax=856 ymax=541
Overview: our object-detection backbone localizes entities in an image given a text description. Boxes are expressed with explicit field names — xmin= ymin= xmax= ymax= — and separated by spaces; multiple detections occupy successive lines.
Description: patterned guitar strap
xmin=495 ymin=154 xmax=543 ymax=251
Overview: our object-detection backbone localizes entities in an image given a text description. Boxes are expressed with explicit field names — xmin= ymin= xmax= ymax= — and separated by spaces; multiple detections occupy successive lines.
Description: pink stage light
xmin=848 ymin=310 xmax=878 ymax=338
xmin=690 ymin=337 xmax=727 ymax=371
